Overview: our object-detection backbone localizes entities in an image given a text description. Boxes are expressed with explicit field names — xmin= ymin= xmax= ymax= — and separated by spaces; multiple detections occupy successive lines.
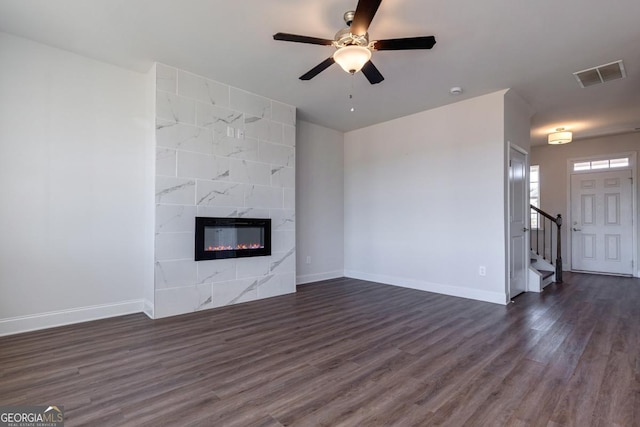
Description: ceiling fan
xmin=273 ymin=0 xmax=436 ymax=84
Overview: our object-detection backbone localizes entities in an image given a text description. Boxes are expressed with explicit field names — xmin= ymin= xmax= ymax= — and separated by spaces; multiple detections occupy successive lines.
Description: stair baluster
xmin=530 ymin=205 xmax=563 ymax=284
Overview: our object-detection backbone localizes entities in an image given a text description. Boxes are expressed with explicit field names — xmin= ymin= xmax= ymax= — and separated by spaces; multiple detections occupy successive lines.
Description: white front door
xmin=570 ymin=170 xmax=633 ymax=275
xmin=509 ymin=147 xmax=528 ymax=298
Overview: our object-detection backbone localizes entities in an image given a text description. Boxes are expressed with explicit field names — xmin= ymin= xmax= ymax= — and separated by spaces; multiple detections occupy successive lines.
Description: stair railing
xmin=530 ymin=205 xmax=563 ymax=283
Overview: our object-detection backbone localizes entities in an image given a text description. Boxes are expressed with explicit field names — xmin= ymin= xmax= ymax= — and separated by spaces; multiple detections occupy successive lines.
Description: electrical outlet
xmin=479 ymin=266 xmax=486 ymax=276
xmin=305 ymin=256 xmax=311 ymax=264
xmin=236 ymin=128 xmax=245 ymax=139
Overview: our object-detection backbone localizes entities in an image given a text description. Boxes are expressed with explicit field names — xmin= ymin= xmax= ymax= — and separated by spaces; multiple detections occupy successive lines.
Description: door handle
xmin=573 ymin=228 xmax=582 ymax=232
xmin=522 ymin=227 xmax=529 ymax=232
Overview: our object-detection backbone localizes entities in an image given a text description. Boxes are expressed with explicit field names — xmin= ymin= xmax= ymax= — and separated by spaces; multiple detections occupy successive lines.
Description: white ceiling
xmin=1 ymin=0 xmax=639 ymax=144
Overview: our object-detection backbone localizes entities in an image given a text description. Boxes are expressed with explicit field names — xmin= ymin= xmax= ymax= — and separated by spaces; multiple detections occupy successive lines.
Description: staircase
xmin=529 ymin=205 xmax=563 ymax=292
xmin=529 ymin=252 xmax=555 ymax=291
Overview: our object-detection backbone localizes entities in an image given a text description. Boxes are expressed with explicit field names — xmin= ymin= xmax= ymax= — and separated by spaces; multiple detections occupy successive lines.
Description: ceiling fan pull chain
xmin=349 ymin=74 xmax=356 ymax=112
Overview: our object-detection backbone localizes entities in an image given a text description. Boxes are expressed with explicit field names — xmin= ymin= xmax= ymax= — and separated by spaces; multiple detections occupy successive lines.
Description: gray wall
xmin=344 ymin=90 xmax=511 ymax=304
xmin=295 ymin=120 xmax=345 ymax=283
xmin=0 ymin=33 xmax=154 ymax=335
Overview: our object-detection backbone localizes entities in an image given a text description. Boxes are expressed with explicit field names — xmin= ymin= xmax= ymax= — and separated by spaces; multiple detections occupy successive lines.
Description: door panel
xmin=605 ymin=234 xmax=620 ymax=261
xmin=509 ymin=148 xmax=527 ymax=298
xmin=570 ymin=170 xmax=633 ymax=275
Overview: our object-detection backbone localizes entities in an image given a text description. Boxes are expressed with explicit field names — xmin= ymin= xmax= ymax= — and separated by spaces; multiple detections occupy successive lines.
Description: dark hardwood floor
xmin=1 ymin=273 xmax=639 ymax=426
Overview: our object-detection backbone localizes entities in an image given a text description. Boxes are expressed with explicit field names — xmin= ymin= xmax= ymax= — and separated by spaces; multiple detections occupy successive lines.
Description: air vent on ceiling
xmin=573 ymin=60 xmax=626 ymax=88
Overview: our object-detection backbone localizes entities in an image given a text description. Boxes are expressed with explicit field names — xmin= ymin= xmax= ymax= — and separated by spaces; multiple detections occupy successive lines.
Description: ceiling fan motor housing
xmin=334 ymin=27 xmax=370 ymax=48
xmin=343 ymin=11 xmax=356 ymax=26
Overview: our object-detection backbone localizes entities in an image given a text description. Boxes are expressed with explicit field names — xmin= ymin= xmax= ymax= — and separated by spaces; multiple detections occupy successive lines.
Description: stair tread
xmin=530 ymin=263 xmax=554 ymax=280
xmin=539 ymin=270 xmax=554 ymax=280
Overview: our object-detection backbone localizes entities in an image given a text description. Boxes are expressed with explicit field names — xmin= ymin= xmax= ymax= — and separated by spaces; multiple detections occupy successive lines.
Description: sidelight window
xmin=530 ymin=165 xmax=540 ymax=229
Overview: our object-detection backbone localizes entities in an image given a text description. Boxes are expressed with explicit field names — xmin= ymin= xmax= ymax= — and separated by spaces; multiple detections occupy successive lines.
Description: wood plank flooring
xmin=1 ymin=272 xmax=639 ymax=426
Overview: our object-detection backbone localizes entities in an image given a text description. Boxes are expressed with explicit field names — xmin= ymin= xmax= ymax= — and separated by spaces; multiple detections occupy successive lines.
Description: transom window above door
xmin=572 ymin=157 xmax=630 ymax=172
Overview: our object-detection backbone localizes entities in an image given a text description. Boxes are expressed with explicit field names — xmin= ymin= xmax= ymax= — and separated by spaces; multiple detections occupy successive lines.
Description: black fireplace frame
xmin=194 ymin=217 xmax=271 ymax=261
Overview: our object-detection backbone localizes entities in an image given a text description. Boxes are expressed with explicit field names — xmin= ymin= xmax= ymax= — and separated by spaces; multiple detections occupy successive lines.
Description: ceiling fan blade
xmin=273 ymin=32 xmax=334 ymax=46
xmin=374 ymin=36 xmax=436 ymax=50
xmin=350 ymin=0 xmax=383 ymax=36
xmin=361 ymin=61 xmax=384 ymax=84
xmin=300 ymin=57 xmax=336 ymax=80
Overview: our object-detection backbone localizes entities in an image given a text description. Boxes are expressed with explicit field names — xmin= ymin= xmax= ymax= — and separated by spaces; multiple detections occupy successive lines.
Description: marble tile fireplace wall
xmin=153 ymin=64 xmax=296 ymax=318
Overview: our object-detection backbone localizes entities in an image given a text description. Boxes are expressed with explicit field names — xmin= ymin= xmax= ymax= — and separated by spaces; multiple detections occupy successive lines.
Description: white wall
xmin=531 ymin=132 xmax=640 ymax=274
xmin=296 ymin=120 xmax=344 ymax=284
xmin=0 ymin=33 xmax=154 ymax=335
xmin=344 ymin=91 xmax=510 ymax=304
xmin=143 ymin=65 xmax=157 ymax=317
xmin=504 ymin=90 xmax=532 ymax=154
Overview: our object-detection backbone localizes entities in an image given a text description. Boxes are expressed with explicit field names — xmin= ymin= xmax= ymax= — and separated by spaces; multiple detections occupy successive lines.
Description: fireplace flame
xmin=206 ymin=243 xmax=264 ymax=252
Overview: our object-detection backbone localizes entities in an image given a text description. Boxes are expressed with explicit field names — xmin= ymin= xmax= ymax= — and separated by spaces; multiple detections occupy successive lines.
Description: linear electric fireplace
xmin=195 ymin=217 xmax=271 ymax=261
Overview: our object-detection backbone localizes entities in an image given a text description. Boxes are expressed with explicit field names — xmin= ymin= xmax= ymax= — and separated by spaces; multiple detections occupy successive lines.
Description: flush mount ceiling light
xmin=333 ymin=45 xmax=372 ymax=74
xmin=548 ymin=128 xmax=572 ymax=145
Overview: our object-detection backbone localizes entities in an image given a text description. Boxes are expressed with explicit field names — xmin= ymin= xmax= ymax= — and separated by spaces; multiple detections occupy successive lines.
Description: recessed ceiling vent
xmin=573 ymin=60 xmax=626 ymax=88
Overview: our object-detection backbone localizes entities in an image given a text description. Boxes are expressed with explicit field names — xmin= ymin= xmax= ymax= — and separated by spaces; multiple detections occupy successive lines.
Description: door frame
xmin=507 ymin=143 xmax=530 ymax=300
xmin=566 ymin=151 xmax=638 ymax=277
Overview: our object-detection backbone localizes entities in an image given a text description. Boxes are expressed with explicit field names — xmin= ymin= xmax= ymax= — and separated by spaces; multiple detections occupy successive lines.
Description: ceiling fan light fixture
xmin=273 ymin=0 xmax=436 ymax=83
xmin=548 ymin=128 xmax=572 ymax=145
xmin=333 ymin=45 xmax=372 ymax=74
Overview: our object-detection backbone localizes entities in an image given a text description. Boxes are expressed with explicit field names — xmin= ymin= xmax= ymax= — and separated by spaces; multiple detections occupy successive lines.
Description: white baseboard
xmin=0 ymin=299 xmax=145 ymax=337
xmin=143 ymin=299 xmax=154 ymax=319
xmin=296 ymin=270 xmax=344 ymax=285
xmin=344 ymin=270 xmax=508 ymax=305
